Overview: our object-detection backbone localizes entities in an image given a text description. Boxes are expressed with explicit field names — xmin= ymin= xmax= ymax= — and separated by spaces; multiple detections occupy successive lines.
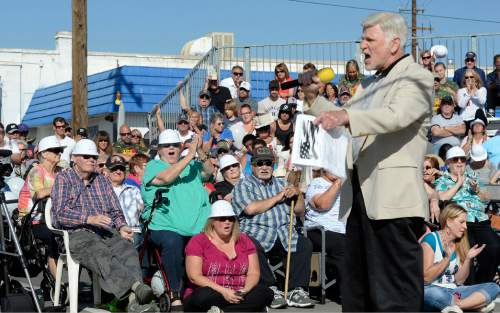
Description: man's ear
xmin=390 ymin=37 xmax=401 ymax=55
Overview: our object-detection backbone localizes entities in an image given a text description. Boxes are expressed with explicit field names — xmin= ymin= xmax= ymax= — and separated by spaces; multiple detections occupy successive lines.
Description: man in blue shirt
xmin=453 ymin=51 xmax=486 ymax=87
xmin=483 ymin=132 xmax=500 ymax=170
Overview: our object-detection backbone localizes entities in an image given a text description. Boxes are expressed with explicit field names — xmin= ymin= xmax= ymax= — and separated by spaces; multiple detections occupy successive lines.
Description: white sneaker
xmin=207 ymin=306 xmax=223 ymax=313
xmin=479 ymin=301 xmax=495 ymax=313
xmin=441 ymin=305 xmax=463 ymax=313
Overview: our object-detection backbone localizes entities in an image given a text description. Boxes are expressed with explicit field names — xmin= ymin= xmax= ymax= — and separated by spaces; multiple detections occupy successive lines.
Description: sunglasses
xmin=232 ymin=72 xmax=243 ymax=76
xmin=82 ymin=155 xmax=98 ymax=160
xmin=450 ymin=157 xmax=466 ymax=163
xmin=424 ymin=166 xmax=432 ymax=170
xmin=46 ymin=148 xmax=64 ymax=154
xmin=54 ymin=125 xmax=65 ymax=129
xmin=120 ymin=132 xmax=131 ymax=136
xmin=160 ymin=143 xmax=181 ymax=149
xmin=111 ymin=166 xmax=126 ymax=172
xmin=98 ymin=163 xmax=105 ymax=168
xmin=254 ymin=160 xmax=273 ymax=167
xmin=215 ymin=216 xmax=235 ymax=222
xmin=276 ymin=70 xmax=284 ymax=74
xmin=199 ymin=95 xmax=211 ymax=100
xmin=223 ymin=163 xmax=239 ymax=171
xmin=421 ymin=56 xmax=432 ymax=60
xmin=131 ymin=135 xmax=141 ymax=139
xmin=99 ymin=139 xmax=109 ymax=142
xmin=464 ymin=76 xmax=474 ymax=79
xmin=177 ymin=120 xmax=189 ymax=125
xmin=465 ymin=58 xmax=475 ymax=62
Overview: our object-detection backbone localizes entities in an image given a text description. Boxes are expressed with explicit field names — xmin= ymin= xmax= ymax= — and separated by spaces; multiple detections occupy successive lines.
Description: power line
xmin=285 ymin=0 xmax=500 ymax=24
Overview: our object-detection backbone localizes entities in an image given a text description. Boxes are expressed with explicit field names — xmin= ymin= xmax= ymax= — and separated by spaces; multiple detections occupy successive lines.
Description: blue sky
xmin=1 ymin=0 xmax=499 ymax=54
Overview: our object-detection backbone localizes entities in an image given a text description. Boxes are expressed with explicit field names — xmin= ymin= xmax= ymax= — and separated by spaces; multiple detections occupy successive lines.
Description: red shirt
xmin=184 ymin=233 xmax=256 ymax=298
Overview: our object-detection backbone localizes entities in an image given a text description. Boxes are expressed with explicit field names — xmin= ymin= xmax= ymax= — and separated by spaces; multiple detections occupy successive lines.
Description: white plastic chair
xmin=44 ymin=198 xmax=101 ymax=313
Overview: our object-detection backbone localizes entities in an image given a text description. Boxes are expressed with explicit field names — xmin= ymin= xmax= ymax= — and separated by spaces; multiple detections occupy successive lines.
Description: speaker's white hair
xmin=362 ymin=12 xmax=407 ymax=49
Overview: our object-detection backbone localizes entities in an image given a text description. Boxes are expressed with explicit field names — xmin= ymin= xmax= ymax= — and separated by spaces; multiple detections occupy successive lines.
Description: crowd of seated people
xmin=6 ymin=54 xmax=500 ymax=313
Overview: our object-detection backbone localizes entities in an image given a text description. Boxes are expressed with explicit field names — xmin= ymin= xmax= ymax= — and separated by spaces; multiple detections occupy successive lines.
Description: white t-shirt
xmin=257 ymin=97 xmax=286 ymax=120
xmin=229 ymin=121 xmax=255 ymax=150
xmin=177 ymin=130 xmax=194 ymax=143
xmin=305 ymin=177 xmax=346 ymax=234
xmin=220 ymin=77 xmax=238 ymax=99
xmin=49 ymin=135 xmax=75 ymax=166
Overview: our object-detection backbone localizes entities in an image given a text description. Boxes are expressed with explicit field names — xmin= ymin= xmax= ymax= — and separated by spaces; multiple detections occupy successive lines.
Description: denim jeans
xmin=149 ymin=230 xmax=190 ymax=292
xmin=424 ymin=283 xmax=500 ymax=311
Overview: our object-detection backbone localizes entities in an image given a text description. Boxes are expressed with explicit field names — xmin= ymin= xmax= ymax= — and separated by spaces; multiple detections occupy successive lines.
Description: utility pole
xmin=401 ymin=0 xmax=432 ymax=59
xmin=72 ymin=0 xmax=88 ymax=132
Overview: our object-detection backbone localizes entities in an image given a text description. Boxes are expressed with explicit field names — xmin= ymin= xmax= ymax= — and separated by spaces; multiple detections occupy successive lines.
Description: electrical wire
xmin=285 ymin=0 xmax=500 ymax=24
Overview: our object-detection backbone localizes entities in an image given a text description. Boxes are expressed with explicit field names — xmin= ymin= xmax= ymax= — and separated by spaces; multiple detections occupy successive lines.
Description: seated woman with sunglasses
xmin=141 ymin=130 xmax=214 ymax=310
xmin=435 ymin=146 xmax=500 ymax=284
xmin=184 ymin=200 xmax=273 ymax=312
xmin=423 ymin=155 xmax=443 ymax=224
xmin=17 ymin=136 xmax=65 ymax=280
xmin=457 ymin=69 xmax=487 ymax=129
xmin=131 ymin=129 xmax=148 ymax=153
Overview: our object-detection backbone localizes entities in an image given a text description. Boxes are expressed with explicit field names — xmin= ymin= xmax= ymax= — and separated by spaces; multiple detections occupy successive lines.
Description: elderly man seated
xmin=232 ymin=147 xmax=314 ymax=309
xmin=50 ymin=139 xmax=157 ymax=312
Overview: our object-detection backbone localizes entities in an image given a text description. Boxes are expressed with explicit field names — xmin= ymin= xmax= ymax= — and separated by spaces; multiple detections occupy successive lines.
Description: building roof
xmin=22 ymin=65 xmax=189 ymax=127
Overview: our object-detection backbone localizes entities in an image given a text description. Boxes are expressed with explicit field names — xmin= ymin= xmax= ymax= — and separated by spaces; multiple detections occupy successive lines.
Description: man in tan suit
xmin=308 ymin=12 xmax=433 ymax=311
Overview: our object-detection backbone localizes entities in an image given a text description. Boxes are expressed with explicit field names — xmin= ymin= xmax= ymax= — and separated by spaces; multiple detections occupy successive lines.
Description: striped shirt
xmin=232 ymin=174 xmax=298 ymax=252
xmin=50 ymin=168 xmax=126 ymax=233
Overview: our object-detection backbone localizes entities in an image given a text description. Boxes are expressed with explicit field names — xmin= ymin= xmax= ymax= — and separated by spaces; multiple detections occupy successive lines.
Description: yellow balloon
xmin=317 ymin=67 xmax=335 ymax=83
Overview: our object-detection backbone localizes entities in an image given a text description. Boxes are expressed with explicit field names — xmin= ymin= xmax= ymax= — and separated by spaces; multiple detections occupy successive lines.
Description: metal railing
xmin=149 ymin=33 xmax=500 ymax=135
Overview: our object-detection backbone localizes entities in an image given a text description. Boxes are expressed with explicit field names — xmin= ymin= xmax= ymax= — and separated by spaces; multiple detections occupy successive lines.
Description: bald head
xmin=119 ymin=124 xmax=131 ymax=144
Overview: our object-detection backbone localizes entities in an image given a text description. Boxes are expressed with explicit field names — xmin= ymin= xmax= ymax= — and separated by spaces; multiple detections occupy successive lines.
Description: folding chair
xmin=303 ymin=225 xmax=337 ymax=304
xmin=45 ymin=199 xmax=101 ymax=313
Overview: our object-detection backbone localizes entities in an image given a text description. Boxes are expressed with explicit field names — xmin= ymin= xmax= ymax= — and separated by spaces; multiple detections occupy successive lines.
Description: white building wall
xmin=0 ymin=31 xmax=204 ymax=125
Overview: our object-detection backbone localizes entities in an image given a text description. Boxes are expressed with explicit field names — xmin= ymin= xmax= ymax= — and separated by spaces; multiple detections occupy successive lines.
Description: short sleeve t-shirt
xmin=209 ymin=87 xmax=233 ymax=113
xmin=483 ymin=136 xmax=500 ymax=170
xmin=202 ymin=128 xmax=234 ymax=146
xmin=257 ymin=97 xmax=286 ymax=120
xmin=141 ymin=159 xmax=210 ymax=236
xmin=430 ymin=114 xmax=464 ymax=147
xmin=184 ymin=233 xmax=256 ymax=298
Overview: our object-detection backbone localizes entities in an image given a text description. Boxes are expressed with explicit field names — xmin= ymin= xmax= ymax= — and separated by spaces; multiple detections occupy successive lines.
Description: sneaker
xmin=480 ymin=301 xmax=495 ymax=313
xmin=134 ymin=283 xmax=155 ymax=305
xmin=127 ymin=298 xmax=159 ymax=313
xmin=269 ymin=286 xmax=287 ymax=309
xmin=287 ymin=287 xmax=314 ymax=308
xmin=441 ymin=305 xmax=463 ymax=313
xmin=207 ymin=306 xmax=224 ymax=313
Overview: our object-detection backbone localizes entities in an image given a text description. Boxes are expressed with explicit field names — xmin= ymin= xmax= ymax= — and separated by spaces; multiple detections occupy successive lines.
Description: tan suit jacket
xmin=306 ymin=55 xmax=433 ymax=220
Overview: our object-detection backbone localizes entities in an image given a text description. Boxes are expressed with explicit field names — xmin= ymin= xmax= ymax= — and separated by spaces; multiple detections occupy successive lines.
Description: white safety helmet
xmin=71 ymin=139 xmax=99 ymax=156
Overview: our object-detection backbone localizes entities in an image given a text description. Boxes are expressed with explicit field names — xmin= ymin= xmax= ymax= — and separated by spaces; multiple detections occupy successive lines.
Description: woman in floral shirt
xmin=435 ymin=146 xmax=500 ymax=284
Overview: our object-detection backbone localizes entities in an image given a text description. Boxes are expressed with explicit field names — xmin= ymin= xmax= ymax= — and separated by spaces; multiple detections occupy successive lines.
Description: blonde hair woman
xmin=422 ymin=203 xmax=499 ymax=313
xmin=457 ymin=69 xmax=487 ymax=123
xmin=184 ymin=200 xmax=273 ymax=312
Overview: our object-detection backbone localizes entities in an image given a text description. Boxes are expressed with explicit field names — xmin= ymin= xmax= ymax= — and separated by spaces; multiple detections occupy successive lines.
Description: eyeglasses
xmin=46 ymin=148 xmax=63 ymax=154
xmin=223 ymin=163 xmax=239 ymax=171
xmin=54 ymin=125 xmax=65 ymax=129
xmin=450 ymin=157 xmax=466 ymax=163
xmin=160 ymin=143 xmax=181 ymax=149
xmin=240 ymin=111 xmax=252 ymax=116
xmin=232 ymin=72 xmax=243 ymax=76
xmin=464 ymin=76 xmax=474 ymax=80
xmin=216 ymin=122 xmax=224 ymax=126
xmin=131 ymin=135 xmax=141 ymax=139
xmin=82 ymin=155 xmax=98 ymax=160
xmin=465 ymin=58 xmax=475 ymax=63
xmin=276 ymin=70 xmax=284 ymax=74
xmin=214 ymin=216 xmax=235 ymax=222
xmin=111 ymin=167 xmax=125 ymax=173
xmin=99 ymin=139 xmax=109 ymax=143
xmin=421 ymin=56 xmax=431 ymax=60
xmin=199 ymin=95 xmax=211 ymax=100
xmin=120 ymin=132 xmax=131 ymax=136
xmin=255 ymin=160 xmax=273 ymax=167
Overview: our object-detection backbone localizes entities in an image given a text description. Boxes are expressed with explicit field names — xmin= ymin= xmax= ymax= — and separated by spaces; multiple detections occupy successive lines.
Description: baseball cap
xmin=199 ymin=90 xmax=211 ymax=98
xmin=239 ymin=81 xmax=251 ymax=92
xmin=465 ymin=51 xmax=476 ymax=60
xmin=177 ymin=112 xmax=189 ymax=123
xmin=269 ymin=80 xmax=280 ymax=90
xmin=76 ymin=127 xmax=88 ymax=137
xmin=339 ymin=86 xmax=351 ymax=96
xmin=279 ymin=103 xmax=292 ymax=113
xmin=38 ymin=136 xmax=66 ymax=153
xmin=445 ymin=146 xmax=466 ymax=161
xmin=209 ymin=200 xmax=236 ymax=218
xmin=106 ymin=155 xmax=127 ymax=171
xmin=6 ymin=123 xmax=19 ymax=134
xmin=17 ymin=123 xmax=29 ymax=134
xmin=470 ymin=118 xmax=486 ymax=128
xmin=72 ymin=139 xmax=99 ymax=156
xmin=440 ymin=95 xmax=454 ymax=105
xmin=470 ymin=144 xmax=487 ymax=162
xmin=158 ymin=129 xmax=181 ymax=145
xmin=251 ymin=147 xmax=274 ymax=164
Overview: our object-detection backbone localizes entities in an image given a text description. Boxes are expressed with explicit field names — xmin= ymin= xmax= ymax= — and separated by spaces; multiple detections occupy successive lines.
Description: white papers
xmin=291 ymin=114 xmax=348 ymax=179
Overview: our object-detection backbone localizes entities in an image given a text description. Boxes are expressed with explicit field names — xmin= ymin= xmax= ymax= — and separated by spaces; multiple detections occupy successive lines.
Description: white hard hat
xmin=445 ymin=146 xmax=466 ymax=161
xmin=38 ymin=136 xmax=66 ymax=152
xmin=218 ymin=154 xmax=239 ymax=170
xmin=71 ymin=139 xmax=99 ymax=156
xmin=158 ymin=129 xmax=181 ymax=145
xmin=209 ymin=200 xmax=236 ymax=218
xmin=470 ymin=144 xmax=487 ymax=162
